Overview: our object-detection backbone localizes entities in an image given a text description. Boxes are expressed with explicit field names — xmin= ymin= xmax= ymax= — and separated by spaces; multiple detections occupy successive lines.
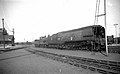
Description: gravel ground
xmin=29 ymin=46 xmax=120 ymax=62
xmin=0 ymin=48 xmax=99 ymax=74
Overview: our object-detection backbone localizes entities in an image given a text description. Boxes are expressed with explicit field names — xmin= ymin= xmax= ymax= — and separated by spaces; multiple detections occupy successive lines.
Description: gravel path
xmin=0 ymin=48 xmax=96 ymax=74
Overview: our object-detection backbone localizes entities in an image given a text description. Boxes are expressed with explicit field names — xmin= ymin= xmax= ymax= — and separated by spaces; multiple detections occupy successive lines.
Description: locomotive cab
xmin=93 ymin=25 xmax=105 ymax=38
xmin=92 ymin=25 xmax=106 ymax=51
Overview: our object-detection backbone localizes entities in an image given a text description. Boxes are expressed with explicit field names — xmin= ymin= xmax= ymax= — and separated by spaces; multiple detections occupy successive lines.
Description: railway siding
xmin=108 ymin=46 xmax=120 ymax=54
xmin=26 ymin=48 xmax=120 ymax=74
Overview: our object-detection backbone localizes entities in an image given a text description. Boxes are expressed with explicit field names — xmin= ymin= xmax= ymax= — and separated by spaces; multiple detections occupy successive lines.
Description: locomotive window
xmin=79 ymin=31 xmax=82 ymax=36
xmin=70 ymin=37 xmax=73 ymax=40
xmin=43 ymin=41 xmax=46 ymax=43
xmin=51 ymin=37 xmax=52 ymax=40
xmin=93 ymin=26 xmax=105 ymax=38
xmin=101 ymin=27 xmax=105 ymax=38
xmin=58 ymin=38 xmax=60 ymax=40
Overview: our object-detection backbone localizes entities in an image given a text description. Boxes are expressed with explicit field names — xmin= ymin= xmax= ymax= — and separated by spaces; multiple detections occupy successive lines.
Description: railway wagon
xmin=34 ymin=37 xmax=48 ymax=48
xmin=35 ymin=25 xmax=105 ymax=51
xmin=46 ymin=34 xmax=61 ymax=48
xmin=34 ymin=40 xmax=40 ymax=47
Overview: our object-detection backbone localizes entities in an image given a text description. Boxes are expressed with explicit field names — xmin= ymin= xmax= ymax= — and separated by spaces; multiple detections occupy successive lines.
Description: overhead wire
xmin=0 ymin=1 xmax=13 ymax=31
xmin=0 ymin=2 xmax=13 ymax=33
xmin=5 ymin=21 xmax=12 ymax=32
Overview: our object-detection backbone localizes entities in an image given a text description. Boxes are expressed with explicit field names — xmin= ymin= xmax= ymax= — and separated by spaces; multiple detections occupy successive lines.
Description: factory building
xmin=0 ymin=28 xmax=14 ymax=45
xmin=119 ymin=24 xmax=120 ymax=37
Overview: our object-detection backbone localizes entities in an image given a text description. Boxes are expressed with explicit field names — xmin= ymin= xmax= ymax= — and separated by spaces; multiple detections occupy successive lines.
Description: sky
xmin=0 ymin=0 xmax=120 ymax=42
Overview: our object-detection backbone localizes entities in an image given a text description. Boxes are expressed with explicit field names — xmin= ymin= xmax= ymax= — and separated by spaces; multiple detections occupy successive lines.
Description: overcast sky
xmin=0 ymin=0 xmax=120 ymax=42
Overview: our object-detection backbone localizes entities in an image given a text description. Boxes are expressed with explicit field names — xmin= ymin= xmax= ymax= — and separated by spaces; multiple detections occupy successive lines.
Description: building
xmin=119 ymin=24 xmax=120 ymax=37
xmin=0 ymin=28 xmax=8 ymax=35
xmin=0 ymin=28 xmax=14 ymax=45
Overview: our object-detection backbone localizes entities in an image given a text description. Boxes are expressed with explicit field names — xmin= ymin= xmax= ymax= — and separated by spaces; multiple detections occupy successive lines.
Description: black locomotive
xmin=34 ymin=25 xmax=106 ymax=51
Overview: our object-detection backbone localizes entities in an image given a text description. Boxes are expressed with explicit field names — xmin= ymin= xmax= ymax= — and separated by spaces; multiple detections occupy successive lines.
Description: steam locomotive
xmin=34 ymin=25 xmax=106 ymax=51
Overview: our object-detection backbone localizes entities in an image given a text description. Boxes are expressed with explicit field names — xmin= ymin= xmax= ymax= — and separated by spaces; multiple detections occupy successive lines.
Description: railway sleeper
xmin=99 ymin=64 xmax=110 ymax=69
xmin=97 ymin=69 xmax=108 ymax=74
xmin=118 ymin=62 xmax=120 ymax=66
xmin=110 ymin=66 xmax=120 ymax=72
xmin=26 ymin=48 xmax=120 ymax=74
xmin=90 ymin=63 xmax=100 ymax=68
xmin=108 ymin=61 xmax=117 ymax=66
xmin=88 ymin=67 xmax=96 ymax=71
xmin=79 ymin=64 xmax=88 ymax=69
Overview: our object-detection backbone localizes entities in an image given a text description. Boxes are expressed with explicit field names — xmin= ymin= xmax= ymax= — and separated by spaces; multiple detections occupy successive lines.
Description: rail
xmin=26 ymin=48 xmax=120 ymax=74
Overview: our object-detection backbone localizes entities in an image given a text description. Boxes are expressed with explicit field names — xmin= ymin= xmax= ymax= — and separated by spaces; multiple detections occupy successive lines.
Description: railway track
xmin=26 ymin=48 xmax=120 ymax=74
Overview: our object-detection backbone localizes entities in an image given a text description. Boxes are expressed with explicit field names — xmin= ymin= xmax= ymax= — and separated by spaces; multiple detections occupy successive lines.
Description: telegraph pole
xmin=13 ymin=28 xmax=15 ymax=35
xmin=94 ymin=0 xmax=108 ymax=56
xmin=2 ymin=18 xmax=5 ymax=49
xmin=104 ymin=0 xmax=108 ymax=56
